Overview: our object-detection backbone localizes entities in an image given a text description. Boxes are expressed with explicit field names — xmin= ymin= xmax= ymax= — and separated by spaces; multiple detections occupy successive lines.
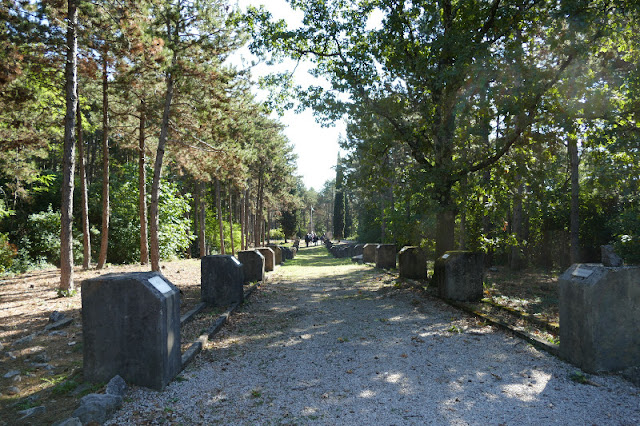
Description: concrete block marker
xmin=267 ymin=244 xmax=283 ymax=265
xmin=201 ymin=255 xmax=245 ymax=306
xmin=82 ymin=272 xmax=181 ymax=390
xmin=238 ymin=250 xmax=265 ymax=283
xmin=435 ymin=251 xmax=484 ymax=302
xmin=362 ymin=244 xmax=377 ymax=263
xmin=559 ymin=264 xmax=640 ymax=373
xmin=398 ymin=246 xmax=427 ymax=279
xmin=375 ymin=244 xmax=397 ymax=269
xmin=256 ymin=247 xmax=276 ymax=272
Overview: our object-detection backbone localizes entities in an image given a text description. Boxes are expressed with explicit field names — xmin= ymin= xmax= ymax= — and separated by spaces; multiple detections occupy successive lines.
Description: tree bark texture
xmin=77 ymin=96 xmax=91 ymax=269
xmin=60 ymin=0 xmax=78 ymax=291
xmin=138 ymin=101 xmax=149 ymax=265
xmin=150 ymin=68 xmax=174 ymax=271
xmin=216 ymin=179 xmax=225 ymax=254
xmin=97 ymin=49 xmax=110 ymax=269
xmin=510 ymin=182 xmax=525 ymax=270
xmin=229 ymin=190 xmax=235 ymax=255
xmin=569 ymin=137 xmax=580 ymax=264
xmin=199 ymin=182 xmax=207 ymax=257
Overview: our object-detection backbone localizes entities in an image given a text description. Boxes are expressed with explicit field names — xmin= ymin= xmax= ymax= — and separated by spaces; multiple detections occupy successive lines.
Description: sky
xmin=233 ymin=0 xmax=346 ymax=192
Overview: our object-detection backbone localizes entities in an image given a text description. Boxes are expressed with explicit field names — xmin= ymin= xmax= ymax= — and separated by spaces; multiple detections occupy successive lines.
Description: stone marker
xmin=201 ymin=255 xmax=244 ymax=306
xmin=559 ymin=264 xmax=640 ymax=373
xmin=375 ymin=244 xmax=397 ymax=269
xmin=363 ymin=244 xmax=377 ymax=263
xmin=256 ymin=247 xmax=276 ymax=272
xmin=281 ymin=246 xmax=292 ymax=260
xmin=601 ymin=245 xmax=624 ymax=267
xmin=351 ymin=255 xmax=364 ymax=264
xmin=398 ymin=246 xmax=427 ymax=279
xmin=82 ymin=272 xmax=181 ymax=390
xmin=237 ymin=250 xmax=265 ymax=283
xmin=267 ymin=244 xmax=283 ymax=265
xmin=354 ymin=244 xmax=365 ymax=256
xmin=434 ymin=251 xmax=484 ymax=302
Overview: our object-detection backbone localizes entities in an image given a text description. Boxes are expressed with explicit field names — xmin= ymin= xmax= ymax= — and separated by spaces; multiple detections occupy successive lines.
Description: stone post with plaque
xmin=434 ymin=251 xmax=484 ymax=302
xmin=362 ymin=244 xmax=377 ymax=263
xmin=375 ymin=244 xmax=397 ymax=269
xmin=398 ymin=246 xmax=427 ymax=279
xmin=201 ymin=255 xmax=244 ymax=307
xmin=559 ymin=264 xmax=640 ymax=373
xmin=256 ymin=247 xmax=276 ymax=272
xmin=82 ymin=272 xmax=181 ymax=390
xmin=237 ymin=250 xmax=265 ymax=283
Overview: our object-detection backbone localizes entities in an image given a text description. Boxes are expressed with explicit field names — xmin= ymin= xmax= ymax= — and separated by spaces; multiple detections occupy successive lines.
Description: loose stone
xmin=18 ymin=405 xmax=46 ymax=419
xmin=13 ymin=334 xmax=35 ymax=346
xmin=3 ymin=369 xmax=20 ymax=378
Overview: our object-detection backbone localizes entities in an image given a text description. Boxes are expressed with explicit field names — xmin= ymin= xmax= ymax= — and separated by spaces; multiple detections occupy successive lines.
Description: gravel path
xmin=108 ymin=251 xmax=639 ymax=425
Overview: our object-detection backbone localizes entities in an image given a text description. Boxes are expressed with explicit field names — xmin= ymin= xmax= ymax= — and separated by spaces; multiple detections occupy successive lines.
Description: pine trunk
xmin=77 ymin=97 xmax=91 ymax=269
xmin=59 ymin=0 xmax=78 ymax=291
xmin=199 ymin=182 xmax=206 ymax=257
xmin=216 ymin=179 xmax=225 ymax=254
xmin=138 ymin=101 xmax=149 ymax=265
xmin=150 ymin=69 xmax=174 ymax=271
xmin=240 ymin=192 xmax=245 ymax=250
xmin=229 ymin=190 xmax=235 ymax=255
xmin=97 ymin=50 xmax=110 ymax=269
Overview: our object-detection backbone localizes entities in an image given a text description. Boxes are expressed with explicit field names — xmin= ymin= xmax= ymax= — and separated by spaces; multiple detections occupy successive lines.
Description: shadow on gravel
xmin=188 ymin=246 xmax=640 ymax=425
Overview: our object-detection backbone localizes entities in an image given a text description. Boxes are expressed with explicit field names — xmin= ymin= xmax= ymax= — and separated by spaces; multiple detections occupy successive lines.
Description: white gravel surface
xmin=107 ymin=254 xmax=639 ymax=425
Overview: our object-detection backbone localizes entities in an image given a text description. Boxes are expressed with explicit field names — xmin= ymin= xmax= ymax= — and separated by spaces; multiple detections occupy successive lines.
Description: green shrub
xmin=15 ymin=205 xmax=83 ymax=269
xmin=206 ymin=217 xmax=242 ymax=254
xmin=0 ymin=232 xmax=17 ymax=273
xmin=610 ymin=208 xmax=640 ymax=265
xmin=268 ymin=227 xmax=285 ymax=241
xmin=108 ymin=178 xmax=194 ymax=264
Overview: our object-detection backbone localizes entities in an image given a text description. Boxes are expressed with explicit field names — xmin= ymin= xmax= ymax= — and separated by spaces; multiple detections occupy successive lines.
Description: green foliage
xmin=611 ymin=212 xmax=640 ymax=265
xmin=268 ymin=227 xmax=285 ymax=241
xmin=108 ymin=172 xmax=193 ymax=264
xmin=15 ymin=205 xmax=83 ymax=269
xmin=205 ymin=216 xmax=242 ymax=254
xmin=280 ymin=210 xmax=297 ymax=241
xmin=0 ymin=232 xmax=17 ymax=273
xmin=56 ymin=288 xmax=78 ymax=298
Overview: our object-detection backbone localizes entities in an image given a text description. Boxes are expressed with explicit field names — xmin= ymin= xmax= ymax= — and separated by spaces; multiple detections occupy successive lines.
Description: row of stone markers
xmin=325 ymin=241 xmax=639 ymax=382
xmin=80 ymin=245 xmax=297 ymax=395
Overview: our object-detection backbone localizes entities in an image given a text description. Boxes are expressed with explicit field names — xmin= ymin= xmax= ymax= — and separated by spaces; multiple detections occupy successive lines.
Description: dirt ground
xmin=0 ymin=260 xmax=203 ymax=425
xmin=0 ymin=258 xmax=563 ymax=425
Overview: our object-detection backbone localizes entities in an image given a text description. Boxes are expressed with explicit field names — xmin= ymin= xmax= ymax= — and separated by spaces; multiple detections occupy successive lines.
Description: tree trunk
xmin=240 ymin=191 xmax=245 ymax=250
xmin=254 ymin=174 xmax=263 ymax=247
xmin=138 ymin=100 xmax=149 ymax=265
xmin=434 ymin=181 xmax=456 ymax=257
xmin=569 ymin=137 xmax=580 ymax=264
xmin=199 ymin=182 xmax=206 ymax=257
xmin=59 ymin=0 xmax=78 ymax=291
xmin=458 ymin=177 xmax=467 ymax=250
xmin=150 ymin=69 xmax=174 ymax=271
xmin=229 ymin=190 xmax=235 ymax=255
xmin=266 ymin=210 xmax=271 ymax=244
xmin=193 ymin=181 xmax=200 ymax=257
xmin=216 ymin=179 xmax=225 ymax=254
xmin=97 ymin=49 xmax=110 ymax=269
xmin=77 ymin=96 xmax=91 ymax=269
xmin=510 ymin=182 xmax=524 ymax=270
xmin=435 ymin=208 xmax=455 ymax=257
